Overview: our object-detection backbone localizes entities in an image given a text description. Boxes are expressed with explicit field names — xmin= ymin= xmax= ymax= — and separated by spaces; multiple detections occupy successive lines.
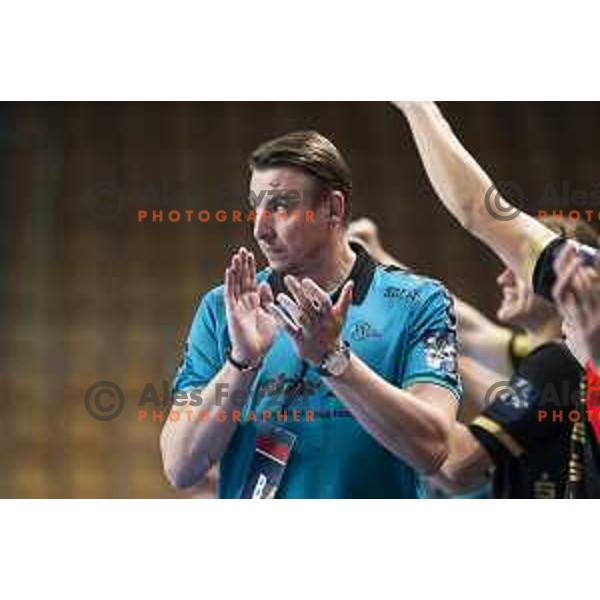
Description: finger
xmin=276 ymin=293 xmax=303 ymax=327
xmin=581 ymin=297 xmax=597 ymax=327
xmin=561 ymin=291 xmax=586 ymax=330
xmin=241 ymin=247 xmax=255 ymax=292
xmin=248 ymin=251 xmax=257 ymax=289
xmin=553 ymin=242 xmax=578 ymax=277
xmin=333 ymin=280 xmax=354 ymax=323
xmin=258 ymin=281 xmax=274 ymax=307
xmin=555 ymin=289 xmax=576 ymax=325
xmin=553 ymin=249 xmax=579 ymax=300
xmin=557 ymin=299 xmax=576 ymax=333
xmin=268 ymin=303 xmax=301 ymax=337
xmin=552 ymin=251 xmax=581 ymax=303
xmin=238 ymin=247 xmax=249 ymax=292
xmin=575 ymin=269 xmax=594 ymax=322
xmin=224 ymin=267 xmax=235 ymax=307
xmin=237 ymin=247 xmax=247 ymax=290
xmin=588 ymin=274 xmax=600 ymax=314
xmin=225 ymin=257 xmax=239 ymax=302
xmin=571 ymin=267 xmax=589 ymax=301
xmin=284 ymin=274 xmax=315 ymax=319
xmin=578 ymin=266 xmax=596 ymax=293
xmin=578 ymin=268 xmax=600 ymax=321
xmin=231 ymin=253 xmax=242 ymax=299
xmin=301 ymin=278 xmax=332 ymax=314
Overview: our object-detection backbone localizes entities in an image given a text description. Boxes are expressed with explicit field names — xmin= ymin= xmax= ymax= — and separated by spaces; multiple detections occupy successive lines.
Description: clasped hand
xmin=224 ymin=247 xmax=353 ymax=367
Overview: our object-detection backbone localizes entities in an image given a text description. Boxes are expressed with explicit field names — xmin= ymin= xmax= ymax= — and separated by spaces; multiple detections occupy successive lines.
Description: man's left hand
xmin=268 ymin=275 xmax=354 ymax=366
xmin=553 ymin=243 xmax=600 ymax=366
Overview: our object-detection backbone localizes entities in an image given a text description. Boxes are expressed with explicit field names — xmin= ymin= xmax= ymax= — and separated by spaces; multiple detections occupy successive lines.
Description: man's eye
xmin=273 ymin=200 xmax=289 ymax=211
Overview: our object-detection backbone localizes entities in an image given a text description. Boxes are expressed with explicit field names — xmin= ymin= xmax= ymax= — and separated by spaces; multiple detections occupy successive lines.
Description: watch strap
xmin=226 ymin=348 xmax=262 ymax=372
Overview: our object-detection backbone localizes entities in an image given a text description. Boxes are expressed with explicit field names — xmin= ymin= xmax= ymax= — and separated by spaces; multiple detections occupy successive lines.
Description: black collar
xmin=266 ymin=242 xmax=378 ymax=306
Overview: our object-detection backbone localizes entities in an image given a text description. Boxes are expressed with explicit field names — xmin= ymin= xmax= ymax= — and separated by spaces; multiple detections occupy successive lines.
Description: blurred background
xmin=2 ymin=101 xmax=600 ymax=498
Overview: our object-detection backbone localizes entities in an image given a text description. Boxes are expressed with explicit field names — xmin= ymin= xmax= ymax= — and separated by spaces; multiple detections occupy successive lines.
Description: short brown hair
xmin=249 ymin=130 xmax=353 ymax=224
xmin=539 ymin=216 xmax=599 ymax=248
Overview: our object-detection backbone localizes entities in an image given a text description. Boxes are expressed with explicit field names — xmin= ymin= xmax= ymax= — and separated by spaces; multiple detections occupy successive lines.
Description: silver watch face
xmin=324 ymin=348 xmax=350 ymax=376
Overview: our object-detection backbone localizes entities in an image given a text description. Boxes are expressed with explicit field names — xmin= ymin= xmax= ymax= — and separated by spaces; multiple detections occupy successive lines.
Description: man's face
xmin=249 ymin=166 xmax=332 ymax=273
xmin=495 ymin=266 xmax=556 ymax=327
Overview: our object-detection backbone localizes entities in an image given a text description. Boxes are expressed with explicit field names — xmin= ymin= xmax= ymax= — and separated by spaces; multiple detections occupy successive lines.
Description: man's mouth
xmin=262 ymin=246 xmax=284 ymax=255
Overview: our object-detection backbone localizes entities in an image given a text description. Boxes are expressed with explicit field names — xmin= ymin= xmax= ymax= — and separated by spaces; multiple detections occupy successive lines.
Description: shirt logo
xmin=350 ymin=321 xmax=383 ymax=342
xmin=383 ymin=286 xmax=421 ymax=302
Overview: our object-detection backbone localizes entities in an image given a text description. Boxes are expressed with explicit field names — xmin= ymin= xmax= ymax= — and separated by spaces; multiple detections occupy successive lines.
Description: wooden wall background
xmin=2 ymin=101 xmax=600 ymax=497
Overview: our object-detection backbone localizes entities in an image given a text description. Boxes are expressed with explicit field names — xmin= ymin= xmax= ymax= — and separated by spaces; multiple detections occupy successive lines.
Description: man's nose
xmin=254 ymin=207 xmax=274 ymax=242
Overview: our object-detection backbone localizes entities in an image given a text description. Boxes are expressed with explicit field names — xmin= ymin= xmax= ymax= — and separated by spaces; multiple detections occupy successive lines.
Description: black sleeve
xmin=469 ymin=343 xmax=582 ymax=467
xmin=468 ymin=415 xmax=521 ymax=469
xmin=532 ymin=238 xmax=567 ymax=301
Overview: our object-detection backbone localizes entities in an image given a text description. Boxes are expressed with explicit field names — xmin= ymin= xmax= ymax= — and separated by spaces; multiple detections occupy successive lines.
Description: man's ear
xmin=328 ymin=190 xmax=346 ymax=228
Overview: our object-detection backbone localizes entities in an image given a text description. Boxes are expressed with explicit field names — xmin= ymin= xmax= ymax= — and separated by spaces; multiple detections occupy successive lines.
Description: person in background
xmin=348 ymin=217 xmax=597 ymax=422
xmin=389 ymin=101 xmax=600 ymax=497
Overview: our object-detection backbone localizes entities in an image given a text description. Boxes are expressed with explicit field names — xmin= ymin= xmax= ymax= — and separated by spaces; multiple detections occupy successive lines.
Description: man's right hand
xmin=553 ymin=243 xmax=600 ymax=366
xmin=224 ymin=247 xmax=277 ymax=366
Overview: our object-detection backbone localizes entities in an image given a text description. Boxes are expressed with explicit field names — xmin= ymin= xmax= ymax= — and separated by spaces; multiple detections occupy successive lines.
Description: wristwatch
xmin=318 ymin=341 xmax=351 ymax=378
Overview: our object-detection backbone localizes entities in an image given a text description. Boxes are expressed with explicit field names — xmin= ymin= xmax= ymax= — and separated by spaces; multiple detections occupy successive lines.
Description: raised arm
xmin=393 ymin=101 xmax=558 ymax=285
xmin=160 ymin=248 xmax=278 ymax=488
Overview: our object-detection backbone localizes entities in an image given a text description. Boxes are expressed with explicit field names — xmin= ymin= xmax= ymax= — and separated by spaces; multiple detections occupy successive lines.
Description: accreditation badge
xmin=240 ymin=424 xmax=297 ymax=499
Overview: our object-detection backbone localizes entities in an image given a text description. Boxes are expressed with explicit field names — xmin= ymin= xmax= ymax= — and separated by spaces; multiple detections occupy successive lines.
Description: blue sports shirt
xmin=173 ymin=244 xmax=462 ymax=498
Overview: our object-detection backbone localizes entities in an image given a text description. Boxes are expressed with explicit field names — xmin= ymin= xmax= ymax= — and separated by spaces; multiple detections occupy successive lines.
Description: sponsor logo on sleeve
xmin=423 ymin=330 xmax=458 ymax=374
